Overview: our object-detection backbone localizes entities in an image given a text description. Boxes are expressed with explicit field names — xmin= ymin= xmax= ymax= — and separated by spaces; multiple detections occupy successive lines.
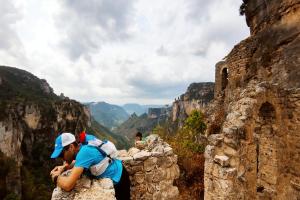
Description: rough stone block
xmin=145 ymin=171 xmax=154 ymax=182
xmin=208 ymin=134 xmax=223 ymax=146
xmin=214 ymin=155 xmax=230 ymax=167
xmin=144 ymin=157 xmax=158 ymax=171
xmin=152 ymin=168 xmax=165 ymax=183
xmin=163 ymin=146 xmax=173 ymax=156
xmin=133 ymin=151 xmax=151 ymax=161
xmin=118 ymin=156 xmax=133 ymax=162
xmin=224 ymin=145 xmax=238 ymax=157
xmin=128 ymin=148 xmax=140 ymax=157
xmin=205 ymin=145 xmax=215 ymax=159
xmin=157 ymin=156 xmax=173 ymax=168
xmin=150 ymin=151 xmax=164 ymax=157
xmin=134 ymin=172 xmax=145 ymax=184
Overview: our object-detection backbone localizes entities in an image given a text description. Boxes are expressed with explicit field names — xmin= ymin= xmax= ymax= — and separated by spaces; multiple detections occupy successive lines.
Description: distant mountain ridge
xmin=87 ymin=117 xmax=129 ymax=149
xmin=122 ymin=103 xmax=165 ymax=116
xmin=85 ymin=102 xmax=129 ymax=130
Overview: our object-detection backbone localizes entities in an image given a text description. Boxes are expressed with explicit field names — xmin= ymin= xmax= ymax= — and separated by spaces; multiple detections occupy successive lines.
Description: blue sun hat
xmin=50 ymin=133 xmax=76 ymax=158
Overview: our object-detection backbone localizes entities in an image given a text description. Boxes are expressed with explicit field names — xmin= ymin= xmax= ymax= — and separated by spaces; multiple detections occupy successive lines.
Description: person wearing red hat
xmin=50 ymin=132 xmax=130 ymax=200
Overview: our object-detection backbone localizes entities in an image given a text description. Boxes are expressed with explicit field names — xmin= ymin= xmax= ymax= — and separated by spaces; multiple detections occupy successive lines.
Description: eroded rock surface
xmin=51 ymin=170 xmax=115 ymax=200
xmin=0 ymin=66 xmax=91 ymax=199
xmin=171 ymin=82 xmax=214 ymax=128
xmin=204 ymin=0 xmax=300 ymax=199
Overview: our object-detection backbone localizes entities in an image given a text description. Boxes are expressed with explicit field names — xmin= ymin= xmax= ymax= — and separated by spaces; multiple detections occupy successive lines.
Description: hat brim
xmin=50 ymin=147 xmax=63 ymax=158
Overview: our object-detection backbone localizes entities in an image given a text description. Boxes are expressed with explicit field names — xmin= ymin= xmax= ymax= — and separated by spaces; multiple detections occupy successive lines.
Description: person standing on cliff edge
xmin=50 ymin=132 xmax=130 ymax=200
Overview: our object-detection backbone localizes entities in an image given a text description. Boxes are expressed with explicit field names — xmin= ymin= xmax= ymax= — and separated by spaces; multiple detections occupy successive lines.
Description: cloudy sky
xmin=0 ymin=0 xmax=249 ymax=105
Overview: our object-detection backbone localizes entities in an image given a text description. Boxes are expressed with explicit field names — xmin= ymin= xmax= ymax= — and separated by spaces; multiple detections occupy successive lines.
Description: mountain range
xmin=85 ymin=102 xmax=165 ymax=130
xmin=122 ymin=103 xmax=165 ymax=116
xmin=85 ymin=102 xmax=129 ymax=130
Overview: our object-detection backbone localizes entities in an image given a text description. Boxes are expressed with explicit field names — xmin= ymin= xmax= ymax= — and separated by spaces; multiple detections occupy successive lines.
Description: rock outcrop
xmin=204 ymin=0 xmax=300 ymax=199
xmin=51 ymin=171 xmax=116 ymax=200
xmin=171 ymin=82 xmax=214 ymax=128
xmin=0 ymin=66 xmax=91 ymax=199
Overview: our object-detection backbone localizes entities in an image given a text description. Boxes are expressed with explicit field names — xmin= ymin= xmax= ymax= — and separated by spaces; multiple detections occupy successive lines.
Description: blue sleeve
xmin=74 ymin=146 xmax=97 ymax=169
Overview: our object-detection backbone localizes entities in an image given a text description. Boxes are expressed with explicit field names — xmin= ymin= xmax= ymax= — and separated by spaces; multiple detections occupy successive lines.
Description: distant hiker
xmin=135 ymin=131 xmax=143 ymax=142
xmin=50 ymin=132 xmax=130 ymax=200
xmin=135 ymin=131 xmax=146 ymax=149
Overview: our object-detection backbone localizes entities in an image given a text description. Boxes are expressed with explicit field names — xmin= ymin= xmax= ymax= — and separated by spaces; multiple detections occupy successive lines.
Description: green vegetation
xmin=0 ymin=66 xmax=59 ymax=121
xmin=184 ymin=110 xmax=206 ymax=135
xmin=0 ymin=66 xmax=58 ymax=102
xmin=3 ymin=193 xmax=20 ymax=200
xmin=0 ymin=151 xmax=19 ymax=200
xmin=154 ymin=110 xmax=207 ymax=199
xmin=155 ymin=110 xmax=206 ymax=154
xmin=21 ymin=165 xmax=54 ymax=200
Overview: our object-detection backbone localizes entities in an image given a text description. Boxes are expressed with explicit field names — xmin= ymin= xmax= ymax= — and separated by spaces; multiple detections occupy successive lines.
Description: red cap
xmin=79 ymin=131 xmax=86 ymax=143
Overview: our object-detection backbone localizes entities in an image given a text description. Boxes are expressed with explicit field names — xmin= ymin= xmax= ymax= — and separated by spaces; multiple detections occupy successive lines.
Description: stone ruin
xmin=51 ymin=134 xmax=180 ymax=200
xmin=120 ymin=134 xmax=180 ymax=200
xmin=204 ymin=0 xmax=300 ymax=199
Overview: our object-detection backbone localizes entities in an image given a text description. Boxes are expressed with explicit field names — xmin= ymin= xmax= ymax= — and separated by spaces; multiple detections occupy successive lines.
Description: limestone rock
xmin=119 ymin=134 xmax=180 ymax=200
xmin=51 ymin=176 xmax=115 ymax=200
xmin=133 ymin=150 xmax=151 ymax=161
xmin=171 ymin=82 xmax=214 ymax=128
xmin=204 ymin=0 xmax=300 ymax=199
xmin=214 ymin=155 xmax=230 ymax=167
xmin=204 ymin=145 xmax=215 ymax=159
xmin=144 ymin=157 xmax=158 ymax=171
xmin=128 ymin=147 xmax=140 ymax=157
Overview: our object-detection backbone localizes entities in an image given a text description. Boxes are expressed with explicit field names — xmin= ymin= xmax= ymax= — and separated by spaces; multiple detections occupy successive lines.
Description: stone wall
xmin=204 ymin=0 xmax=300 ymax=199
xmin=119 ymin=134 xmax=180 ymax=200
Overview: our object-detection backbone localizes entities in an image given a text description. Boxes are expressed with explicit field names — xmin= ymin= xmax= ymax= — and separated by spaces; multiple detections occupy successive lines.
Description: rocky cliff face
xmin=0 ymin=66 xmax=90 ymax=199
xmin=171 ymin=82 xmax=214 ymax=128
xmin=205 ymin=1 xmax=300 ymax=199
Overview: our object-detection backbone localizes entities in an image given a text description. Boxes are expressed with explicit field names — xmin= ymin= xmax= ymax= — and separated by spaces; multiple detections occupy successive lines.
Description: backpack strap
xmin=94 ymin=141 xmax=113 ymax=163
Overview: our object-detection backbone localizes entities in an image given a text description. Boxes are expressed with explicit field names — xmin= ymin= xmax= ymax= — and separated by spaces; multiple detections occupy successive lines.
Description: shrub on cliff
xmin=155 ymin=110 xmax=207 ymax=154
xmin=153 ymin=110 xmax=207 ymax=199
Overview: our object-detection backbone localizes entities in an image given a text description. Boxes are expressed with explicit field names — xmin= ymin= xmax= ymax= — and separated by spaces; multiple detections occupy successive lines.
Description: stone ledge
xmin=214 ymin=155 xmax=230 ymax=167
xmin=51 ymin=173 xmax=115 ymax=200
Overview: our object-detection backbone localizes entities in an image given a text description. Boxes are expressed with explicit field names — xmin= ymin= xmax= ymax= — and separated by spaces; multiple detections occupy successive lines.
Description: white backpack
xmin=87 ymin=138 xmax=118 ymax=177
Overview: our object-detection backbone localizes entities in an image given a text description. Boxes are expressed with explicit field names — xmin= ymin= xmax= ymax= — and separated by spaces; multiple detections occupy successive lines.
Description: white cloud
xmin=0 ymin=0 xmax=249 ymax=105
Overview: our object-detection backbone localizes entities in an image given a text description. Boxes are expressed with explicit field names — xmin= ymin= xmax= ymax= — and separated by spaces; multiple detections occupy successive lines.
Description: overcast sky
xmin=0 ymin=0 xmax=249 ymax=105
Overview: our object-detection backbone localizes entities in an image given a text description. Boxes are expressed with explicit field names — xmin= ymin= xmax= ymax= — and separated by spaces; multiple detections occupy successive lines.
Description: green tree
xmin=184 ymin=110 xmax=206 ymax=135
